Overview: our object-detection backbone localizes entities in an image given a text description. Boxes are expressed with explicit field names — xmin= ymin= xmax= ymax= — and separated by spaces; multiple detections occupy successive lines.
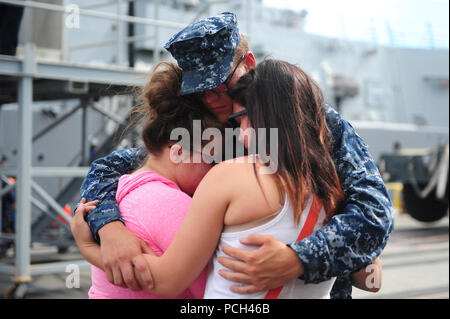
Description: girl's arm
xmin=351 ymin=257 xmax=382 ymax=292
xmin=135 ymin=163 xmax=233 ymax=298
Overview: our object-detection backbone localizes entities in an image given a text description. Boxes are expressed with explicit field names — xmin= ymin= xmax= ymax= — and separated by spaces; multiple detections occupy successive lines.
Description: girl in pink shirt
xmin=73 ymin=62 xmax=223 ymax=299
xmin=88 ymin=171 xmax=207 ymax=299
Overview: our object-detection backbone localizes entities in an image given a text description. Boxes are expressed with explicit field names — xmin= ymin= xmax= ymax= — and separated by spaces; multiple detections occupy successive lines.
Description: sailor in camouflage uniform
xmin=78 ymin=12 xmax=394 ymax=299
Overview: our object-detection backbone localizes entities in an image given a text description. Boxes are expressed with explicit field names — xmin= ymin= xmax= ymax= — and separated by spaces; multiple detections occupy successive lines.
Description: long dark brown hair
xmin=229 ymin=59 xmax=344 ymax=223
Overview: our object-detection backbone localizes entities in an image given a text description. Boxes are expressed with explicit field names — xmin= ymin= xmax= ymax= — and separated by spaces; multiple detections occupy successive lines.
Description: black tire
xmin=402 ymin=183 xmax=448 ymax=222
xmin=57 ymin=246 xmax=69 ymax=254
xmin=4 ymin=283 xmax=28 ymax=299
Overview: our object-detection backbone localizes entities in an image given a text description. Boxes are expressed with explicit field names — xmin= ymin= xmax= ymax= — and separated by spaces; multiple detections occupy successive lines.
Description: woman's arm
xmin=351 ymin=257 xmax=382 ymax=292
xmin=70 ymin=198 xmax=104 ymax=269
xmin=134 ymin=164 xmax=233 ymax=298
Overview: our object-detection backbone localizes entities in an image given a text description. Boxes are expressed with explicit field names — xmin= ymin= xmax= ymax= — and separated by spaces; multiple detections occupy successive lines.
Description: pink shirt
xmin=88 ymin=171 xmax=207 ymax=299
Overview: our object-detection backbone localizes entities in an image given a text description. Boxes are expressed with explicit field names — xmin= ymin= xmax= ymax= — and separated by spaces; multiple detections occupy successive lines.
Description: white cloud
xmin=263 ymin=0 xmax=449 ymax=48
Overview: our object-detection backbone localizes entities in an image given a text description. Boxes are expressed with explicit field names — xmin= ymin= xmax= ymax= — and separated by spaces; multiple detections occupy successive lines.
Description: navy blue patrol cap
xmin=164 ymin=12 xmax=241 ymax=95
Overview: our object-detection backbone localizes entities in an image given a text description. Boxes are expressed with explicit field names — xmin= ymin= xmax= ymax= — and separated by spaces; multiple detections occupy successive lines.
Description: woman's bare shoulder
xmin=205 ymin=156 xmax=277 ymax=195
xmin=220 ymin=156 xmax=274 ymax=175
xmin=220 ymin=155 xmax=262 ymax=167
xmin=211 ymin=156 xmax=261 ymax=178
xmin=198 ymin=156 xmax=257 ymax=193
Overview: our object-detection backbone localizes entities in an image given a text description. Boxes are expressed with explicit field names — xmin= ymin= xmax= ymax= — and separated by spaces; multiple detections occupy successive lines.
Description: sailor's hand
xmin=217 ymin=234 xmax=303 ymax=294
xmin=132 ymin=254 xmax=156 ymax=293
xmin=98 ymin=221 xmax=156 ymax=291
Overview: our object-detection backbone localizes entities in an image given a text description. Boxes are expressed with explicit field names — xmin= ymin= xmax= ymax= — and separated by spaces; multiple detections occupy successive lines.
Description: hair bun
xmin=135 ymin=62 xmax=223 ymax=155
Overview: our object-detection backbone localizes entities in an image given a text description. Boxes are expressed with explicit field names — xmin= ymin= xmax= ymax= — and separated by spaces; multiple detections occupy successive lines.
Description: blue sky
xmin=263 ymin=0 xmax=449 ymax=48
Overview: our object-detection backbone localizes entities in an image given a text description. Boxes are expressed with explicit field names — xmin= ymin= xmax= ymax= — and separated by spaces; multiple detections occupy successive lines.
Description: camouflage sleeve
xmin=79 ymin=147 xmax=147 ymax=242
xmin=289 ymin=105 xmax=394 ymax=284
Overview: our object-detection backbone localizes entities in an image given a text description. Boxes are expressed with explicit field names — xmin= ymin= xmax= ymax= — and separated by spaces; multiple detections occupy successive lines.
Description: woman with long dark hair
xmin=73 ymin=59 xmax=381 ymax=298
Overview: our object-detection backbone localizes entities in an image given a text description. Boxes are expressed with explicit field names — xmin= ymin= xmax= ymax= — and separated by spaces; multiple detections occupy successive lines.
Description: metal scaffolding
xmin=0 ymin=43 xmax=149 ymax=298
xmin=0 ymin=0 xmax=187 ymax=298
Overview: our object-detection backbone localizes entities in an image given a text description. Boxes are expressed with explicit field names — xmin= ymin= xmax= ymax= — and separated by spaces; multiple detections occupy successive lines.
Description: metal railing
xmin=0 ymin=0 xmax=187 ymax=64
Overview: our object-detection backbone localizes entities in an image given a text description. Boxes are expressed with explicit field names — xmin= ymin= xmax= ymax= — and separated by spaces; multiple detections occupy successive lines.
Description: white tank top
xmin=204 ymin=195 xmax=336 ymax=299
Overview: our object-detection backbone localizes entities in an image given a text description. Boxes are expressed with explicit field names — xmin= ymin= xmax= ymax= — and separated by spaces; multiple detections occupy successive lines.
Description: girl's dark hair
xmin=229 ymin=59 xmax=344 ymax=223
xmin=135 ymin=62 xmax=223 ymax=155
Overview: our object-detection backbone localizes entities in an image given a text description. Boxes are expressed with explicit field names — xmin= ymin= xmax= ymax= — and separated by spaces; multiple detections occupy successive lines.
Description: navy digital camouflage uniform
xmin=165 ymin=12 xmax=241 ymax=95
xmin=79 ymin=13 xmax=394 ymax=299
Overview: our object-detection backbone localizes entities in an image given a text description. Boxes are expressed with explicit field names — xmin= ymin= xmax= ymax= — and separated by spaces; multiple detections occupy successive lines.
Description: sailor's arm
xmin=290 ymin=106 xmax=394 ymax=283
xmin=80 ymin=147 xmax=145 ymax=241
